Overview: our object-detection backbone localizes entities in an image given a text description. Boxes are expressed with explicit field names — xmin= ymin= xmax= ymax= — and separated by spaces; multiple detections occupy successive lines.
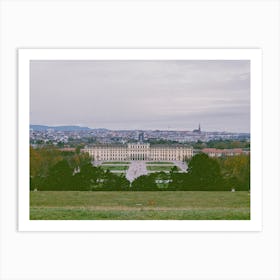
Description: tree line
xmin=132 ymin=153 xmax=249 ymax=191
xmin=30 ymin=147 xmax=250 ymax=191
xmin=30 ymin=147 xmax=130 ymax=191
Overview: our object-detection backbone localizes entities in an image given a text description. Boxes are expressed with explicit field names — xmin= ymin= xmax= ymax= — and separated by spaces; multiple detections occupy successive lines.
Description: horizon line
xmin=30 ymin=124 xmax=250 ymax=134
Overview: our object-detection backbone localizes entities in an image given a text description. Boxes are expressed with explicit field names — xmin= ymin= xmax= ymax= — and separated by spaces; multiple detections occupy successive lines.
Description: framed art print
xmin=2 ymin=1 xmax=280 ymax=280
xmin=18 ymin=48 xmax=262 ymax=232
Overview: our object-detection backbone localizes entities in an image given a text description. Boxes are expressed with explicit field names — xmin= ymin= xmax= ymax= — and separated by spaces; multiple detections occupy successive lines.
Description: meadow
xmin=146 ymin=165 xmax=176 ymax=172
xmin=30 ymin=191 xmax=250 ymax=220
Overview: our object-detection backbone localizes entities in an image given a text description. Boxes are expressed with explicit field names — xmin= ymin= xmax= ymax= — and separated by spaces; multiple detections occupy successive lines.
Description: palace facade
xmin=82 ymin=143 xmax=193 ymax=161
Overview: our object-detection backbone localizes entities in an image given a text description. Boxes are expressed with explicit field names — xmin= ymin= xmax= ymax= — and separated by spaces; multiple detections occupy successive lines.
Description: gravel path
xmin=174 ymin=161 xmax=188 ymax=172
xmin=126 ymin=161 xmax=148 ymax=182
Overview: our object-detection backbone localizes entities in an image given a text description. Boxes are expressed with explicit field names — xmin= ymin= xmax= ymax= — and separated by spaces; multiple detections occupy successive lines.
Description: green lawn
xmin=100 ymin=165 xmax=129 ymax=171
xmin=111 ymin=172 xmax=126 ymax=176
xmin=146 ymin=165 xmax=175 ymax=171
xmin=30 ymin=191 xmax=250 ymax=220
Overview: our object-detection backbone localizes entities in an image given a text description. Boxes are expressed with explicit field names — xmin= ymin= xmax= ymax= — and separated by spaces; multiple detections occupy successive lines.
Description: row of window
xmin=91 ymin=153 xmax=190 ymax=155
xmin=87 ymin=147 xmax=179 ymax=150
xmin=87 ymin=150 xmax=192 ymax=153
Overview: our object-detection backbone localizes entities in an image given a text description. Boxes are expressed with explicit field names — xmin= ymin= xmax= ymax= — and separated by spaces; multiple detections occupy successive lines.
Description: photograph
xmin=1 ymin=1 xmax=277 ymax=279
xmin=28 ymin=57 xmax=251 ymax=221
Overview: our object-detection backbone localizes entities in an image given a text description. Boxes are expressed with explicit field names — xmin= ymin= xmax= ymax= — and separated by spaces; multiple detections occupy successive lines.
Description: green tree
xmin=187 ymin=153 xmax=222 ymax=187
xmin=102 ymin=171 xmax=130 ymax=191
xmin=44 ymin=160 xmax=73 ymax=190
xmin=75 ymin=163 xmax=104 ymax=190
xmin=131 ymin=174 xmax=158 ymax=191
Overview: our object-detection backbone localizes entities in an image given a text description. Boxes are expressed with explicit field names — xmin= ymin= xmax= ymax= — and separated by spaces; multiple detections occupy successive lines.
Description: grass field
xmin=146 ymin=165 xmax=175 ymax=171
xmin=30 ymin=191 xmax=250 ymax=220
xmin=111 ymin=172 xmax=126 ymax=176
xmin=100 ymin=165 xmax=129 ymax=171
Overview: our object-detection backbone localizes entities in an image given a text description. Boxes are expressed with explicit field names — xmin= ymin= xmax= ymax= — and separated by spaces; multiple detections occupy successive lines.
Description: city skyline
xmin=30 ymin=60 xmax=250 ymax=133
xmin=29 ymin=123 xmax=249 ymax=134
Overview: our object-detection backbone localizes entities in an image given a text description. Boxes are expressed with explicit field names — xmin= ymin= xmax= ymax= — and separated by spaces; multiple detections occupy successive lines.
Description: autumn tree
xmin=218 ymin=155 xmax=250 ymax=190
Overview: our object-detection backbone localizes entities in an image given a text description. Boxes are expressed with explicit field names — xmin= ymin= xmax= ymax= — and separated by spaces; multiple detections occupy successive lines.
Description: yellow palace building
xmin=82 ymin=142 xmax=193 ymax=162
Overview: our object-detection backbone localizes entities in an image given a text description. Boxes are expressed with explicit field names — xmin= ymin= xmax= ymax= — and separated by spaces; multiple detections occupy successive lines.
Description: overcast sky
xmin=30 ymin=60 xmax=250 ymax=132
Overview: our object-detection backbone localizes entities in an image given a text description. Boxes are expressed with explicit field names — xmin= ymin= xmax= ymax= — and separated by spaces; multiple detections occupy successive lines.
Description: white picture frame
xmin=18 ymin=48 xmax=262 ymax=232
xmin=1 ymin=1 xmax=279 ymax=280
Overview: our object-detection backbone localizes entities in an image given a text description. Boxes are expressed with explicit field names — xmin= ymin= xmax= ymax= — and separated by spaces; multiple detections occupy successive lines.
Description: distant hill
xmin=30 ymin=125 xmax=91 ymax=131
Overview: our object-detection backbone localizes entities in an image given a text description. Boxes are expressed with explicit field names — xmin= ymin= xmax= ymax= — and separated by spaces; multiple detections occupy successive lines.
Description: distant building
xmin=82 ymin=142 xmax=193 ymax=161
xmin=193 ymin=123 xmax=201 ymax=134
xmin=138 ymin=132 xmax=144 ymax=143
xmin=201 ymin=148 xmax=245 ymax=157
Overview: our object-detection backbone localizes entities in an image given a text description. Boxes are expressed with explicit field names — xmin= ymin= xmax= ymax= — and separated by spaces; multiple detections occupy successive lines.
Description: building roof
xmin=84 ymin=143 xmax=193 ymax=149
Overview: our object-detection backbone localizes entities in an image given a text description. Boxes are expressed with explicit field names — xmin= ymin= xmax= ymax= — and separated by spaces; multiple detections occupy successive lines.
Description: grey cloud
xmin=30 ymin=60 xmax=250 ymax=132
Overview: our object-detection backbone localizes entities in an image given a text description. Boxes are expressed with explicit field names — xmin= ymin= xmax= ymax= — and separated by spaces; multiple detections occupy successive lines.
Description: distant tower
xmin=138 ymin=132 xmax=144 ymax=143
xmin=193 ymin=123 xmax=201 ymax=134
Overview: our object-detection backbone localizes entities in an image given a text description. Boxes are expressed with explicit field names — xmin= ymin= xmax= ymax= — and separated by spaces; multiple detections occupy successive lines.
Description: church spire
xmin=192 ymin=123 xmax=201 ymax=134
